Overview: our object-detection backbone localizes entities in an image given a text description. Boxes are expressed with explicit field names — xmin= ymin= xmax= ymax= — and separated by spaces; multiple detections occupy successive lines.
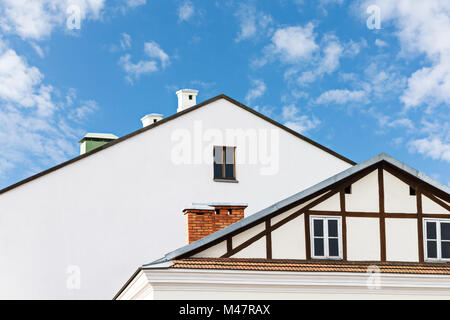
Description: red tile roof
xmin=170 ymin=258 xmax=450 ymax=275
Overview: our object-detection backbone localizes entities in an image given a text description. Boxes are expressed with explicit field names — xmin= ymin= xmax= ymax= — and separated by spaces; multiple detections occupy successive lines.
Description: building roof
xmin=78 ymin=133 xmax=119 ymax=143
xmin=147 ymin=153 xmax=450 ymax=266
xmin=168 ymin=258 xmax=450 ymax=275
xmin=0 ymin=94 xmax=355 ymax=195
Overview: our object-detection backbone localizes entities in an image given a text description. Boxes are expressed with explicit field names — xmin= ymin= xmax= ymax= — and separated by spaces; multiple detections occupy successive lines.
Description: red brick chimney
xmin=183 ymin=203 xmax=247 ymax=244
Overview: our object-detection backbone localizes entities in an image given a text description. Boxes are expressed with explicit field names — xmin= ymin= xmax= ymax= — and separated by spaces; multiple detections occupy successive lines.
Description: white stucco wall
xmin=385 ymin=218 xmax=419 ymax=262
xmin=231 ymin=237 xmax=266 ymax=258
xmin=271 ymin=215 xmax=306 ymax=259
xmin=345 ymin=170 xmax=379 ymax=212
xmin=346 ymin=217 xmax=380 ymax=261
xmin=422 ymin=195 xmax=449 ymax=214
xmin=0 ymin=98 xmax=353 ymax=299
xmin=384 ymin=171 xmax=417 ymax=213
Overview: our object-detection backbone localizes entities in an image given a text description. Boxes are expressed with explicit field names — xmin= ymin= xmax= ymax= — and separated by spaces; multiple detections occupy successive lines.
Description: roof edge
xmin=0 ymin=93 xmax=355 ymax=195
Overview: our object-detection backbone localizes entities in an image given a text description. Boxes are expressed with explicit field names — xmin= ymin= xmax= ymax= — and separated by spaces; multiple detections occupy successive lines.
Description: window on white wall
xmin=310 ymin=216 xmax=342 ymax=259
xmin=424 ymin=218 xmax=450 ymax=262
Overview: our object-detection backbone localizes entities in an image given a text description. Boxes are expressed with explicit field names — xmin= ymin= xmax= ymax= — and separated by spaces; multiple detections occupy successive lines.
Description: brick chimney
xmin=183 ymin=203 xmax=247 ymax=244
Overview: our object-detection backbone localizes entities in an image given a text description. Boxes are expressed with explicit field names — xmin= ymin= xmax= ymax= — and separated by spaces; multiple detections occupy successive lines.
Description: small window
xmin=409 ymin=186 xmax=416 ymax=196
xmin=310 ymin=216 xmax=342 ymax=259
xmin=344 ymin=185 xmax=352 ymax=194
xmin=189 ymin=95 xmax=193 ymax=100
xmin=213 ymin=146 xmax=236 ymax=180
xmin=424 ymin=218 xmax=450 ymax=262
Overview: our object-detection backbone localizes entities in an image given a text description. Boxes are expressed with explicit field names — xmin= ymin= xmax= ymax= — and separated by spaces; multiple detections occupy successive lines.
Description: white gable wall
xmin=0 ymin=98 xmax=352 ymax=299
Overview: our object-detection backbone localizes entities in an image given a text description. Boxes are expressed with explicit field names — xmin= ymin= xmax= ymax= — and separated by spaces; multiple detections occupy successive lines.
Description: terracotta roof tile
xmin=170 ymin=258 xmax=450 ymax=275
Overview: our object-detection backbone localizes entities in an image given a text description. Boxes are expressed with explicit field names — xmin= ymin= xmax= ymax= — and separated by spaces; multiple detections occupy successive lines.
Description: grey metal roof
xmin=144 ymin=153 xmax=450 ymax=267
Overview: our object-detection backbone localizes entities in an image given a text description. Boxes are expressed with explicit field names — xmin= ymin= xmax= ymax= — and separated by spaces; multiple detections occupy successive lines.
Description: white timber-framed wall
xmin=182 ymin=161 xmax=450 ymax=263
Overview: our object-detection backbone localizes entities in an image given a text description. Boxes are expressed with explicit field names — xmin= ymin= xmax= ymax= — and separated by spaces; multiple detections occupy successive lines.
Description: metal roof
xmin=145 ymin=153 xmax=450 ymax=267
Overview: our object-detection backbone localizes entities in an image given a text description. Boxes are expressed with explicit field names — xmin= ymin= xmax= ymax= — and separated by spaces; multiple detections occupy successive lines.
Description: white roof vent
xmin=141 ymin=113 xmax=163 ymax=127
xmin=176 ymin=89 xmax=198 ymax=112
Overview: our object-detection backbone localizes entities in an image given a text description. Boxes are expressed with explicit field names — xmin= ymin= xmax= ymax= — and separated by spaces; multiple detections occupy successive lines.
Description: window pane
xmin=314 ymin=238 xmax=324 ymax=257
xmin=214 ymin=164 xmax=223 ymax=179
xmin=225 ymin=164 xmax=234 ymax=179
xmin=313 ymin=219 xmax=323 ymax=237
xmin=442 ymin=242 xmax=450 ymax=259
xmin=441 ymin=223 xmax=450 ymax=241
xmin=427 ymin=240 xmax=437 ymax=259
xmin=426 ymin=221 xmax=437 ymax=240
xmin=214 ymin=147 xmax=223 ymax=164
xmin=225 ymin=147 xmax=234 ymax=164
xmin=328 ymin=220 xmax=338 ymax=238
xmin=328 ymin=239 xmax=339 ymax=257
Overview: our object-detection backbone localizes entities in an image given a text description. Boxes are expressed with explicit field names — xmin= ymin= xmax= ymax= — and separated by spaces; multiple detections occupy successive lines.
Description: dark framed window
xmin=424 ymin=219 xmax=450 ymax=262
xmin=310 ymin=216 xmax=342 ymax=259
xmin=213 ymin=146 xmax=236 ymax=180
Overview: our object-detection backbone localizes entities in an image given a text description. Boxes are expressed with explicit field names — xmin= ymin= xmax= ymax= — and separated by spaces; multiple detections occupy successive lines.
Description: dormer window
xmin=310 ymin=216 xmax=343 ymax=259
xmin=424 ymin=218 xmax=450 ymax=262
xmin=213 ymin=146 xmax=236 ymax=181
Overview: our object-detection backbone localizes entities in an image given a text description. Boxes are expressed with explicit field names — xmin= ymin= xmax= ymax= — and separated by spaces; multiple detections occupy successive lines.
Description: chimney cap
xmin=78 ymin=133 xmax=118 ymax=143
xmin=176 ymin=89 xmax=199 ymax=95
xmin=183 ymin=202 xmax=248 ymax=212
xmin=140 ymin=113 xmax=163 ymax=122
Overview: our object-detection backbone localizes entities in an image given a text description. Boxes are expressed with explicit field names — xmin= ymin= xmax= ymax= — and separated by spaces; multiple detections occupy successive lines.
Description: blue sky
xmin=0 ymin=0 xmax=449 ymax=189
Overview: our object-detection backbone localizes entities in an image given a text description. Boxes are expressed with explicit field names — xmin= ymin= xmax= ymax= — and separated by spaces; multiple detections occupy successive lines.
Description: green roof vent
xmin=78 ymin=133 xmax=119 ymax=155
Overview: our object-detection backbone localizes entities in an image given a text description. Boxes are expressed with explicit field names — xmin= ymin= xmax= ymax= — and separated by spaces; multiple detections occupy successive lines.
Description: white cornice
xmin=128 ymin=269 xmax=450 ymax=299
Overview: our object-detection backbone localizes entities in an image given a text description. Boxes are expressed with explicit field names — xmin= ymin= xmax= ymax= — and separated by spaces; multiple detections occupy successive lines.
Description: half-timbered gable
xmin=116 ymin=153 xmax=450 ymax=299
xmin=156 ymin=154 xmax=449 ymax=264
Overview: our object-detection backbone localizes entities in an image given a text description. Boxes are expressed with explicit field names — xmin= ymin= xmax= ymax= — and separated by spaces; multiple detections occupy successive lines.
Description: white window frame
xmin=423 ymin=218 xmax=450 ymax=262
xmin=310 ymin=215 xmax=343 ymax=260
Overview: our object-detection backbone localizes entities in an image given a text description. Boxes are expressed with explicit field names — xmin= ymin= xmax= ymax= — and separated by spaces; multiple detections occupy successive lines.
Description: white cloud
xmin=409 ymin=137 xmax=450 ymax=162
xmin=297 ymin=36 xmax=344 ymax=85
xmin=282 ymin=104 xmax=321 ymax=133
xmin=178 ymin=1 xmax=194 ymax=22
xmin=69 ymin=100 xmax=98 ymax=122
xmin=144 ymin=41 xmax=170 ymax=68
xmin=245 ymin=79 xmax=266 ymax=104
xmin=125 ymin=0 xmax=146 ymax=8
xmin=375 ymin=39 xmax=388 ymax=47
xmin=235 ymin=4 xmax=273 ymax=42
xmin=0 ymin=43 xmax=98 ymax=181
xmin=118 ymin=54 xmax=158 ymax=84
xmin=315 ymin=89 xmax=367 ymax=105
xmin=269 ymin=24 xmax=318 ymax=63
xmin=120 ymin=33 xmax=132 ymax=50
xmin=360 ymin=1 xmax=450 ymax=110
xmin=119 ymin=41 xmax=170 ymax=83
xmin=0 ymin=0 xmax=106 ymax=40
xmin=30 ymin=42 xmax=45 ymax=58
xmin=0 ymin=48 xmax=56 ymax=116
